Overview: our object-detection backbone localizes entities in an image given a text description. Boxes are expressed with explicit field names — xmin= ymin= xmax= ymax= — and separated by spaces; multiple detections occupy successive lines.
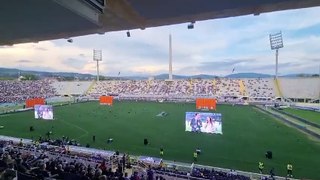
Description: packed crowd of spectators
xmin=243 ymin=79 xmax=275 ymax=98
xmin=0 ymin=140 xmax=154 ymax=180
xmin=0 ymin=138 xmax=254 ymax=180
xmin=152 ymin=166 xmax=253 ymax=180
xmin=0 ymin=78 xmax=276 ymax=103
xmin=89 ymin=79 xmax=239 ymax=97
xmin=0 ymin=79 xmax=56 ymax=103
xmin=89 ymin=78 xmax=275 ymax=99
xmin=190 ymin=167 xmax=250 ymax=180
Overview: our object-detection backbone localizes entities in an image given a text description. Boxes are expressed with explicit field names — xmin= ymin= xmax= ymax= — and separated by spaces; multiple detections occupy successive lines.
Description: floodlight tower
xmin=318 ymin=64 xmax=320 ymax=111
xmin=169 ymin=34 xmax=173 ymax=80
xmin=269 ymin=32 xmax=284 ymax=79
xmin=93 ymin=49 xmax=102 ymax=81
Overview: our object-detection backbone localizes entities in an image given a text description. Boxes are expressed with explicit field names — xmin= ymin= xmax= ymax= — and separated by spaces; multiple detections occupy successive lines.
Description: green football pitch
xmin=0 ymin=101 xmax=320 ymax=179
xmin=283 ymin=108 xmax=320 ymax=126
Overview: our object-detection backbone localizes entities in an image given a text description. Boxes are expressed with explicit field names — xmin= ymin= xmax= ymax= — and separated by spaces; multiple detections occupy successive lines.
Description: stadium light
xmin=269 ymin=31 xmax=284 ymax=78
xmin=93 ymin=49 xmax=102 ymax=81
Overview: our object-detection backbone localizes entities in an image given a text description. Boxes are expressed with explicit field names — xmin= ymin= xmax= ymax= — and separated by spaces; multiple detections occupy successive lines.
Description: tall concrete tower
xmin=93 ymin=49 xmax=102 ymax=81
xmin=169 ymin=34 xmax=173 ymax=80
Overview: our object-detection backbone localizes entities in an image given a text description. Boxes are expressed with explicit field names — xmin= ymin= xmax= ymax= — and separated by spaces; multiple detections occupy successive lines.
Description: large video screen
xmin=185 ymin=112 xmax=222 ymax=134
xmin=34 ymin=105 xmax=54 ymax=120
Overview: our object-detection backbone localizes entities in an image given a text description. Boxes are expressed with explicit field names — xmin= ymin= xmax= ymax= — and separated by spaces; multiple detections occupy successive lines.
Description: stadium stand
xmin=1 ymin=78 xmax=315 ymax=179
xmin=242 ymin=78 xmax=275 ymax=98
xmin=277 ymin=78 xmax=319 ymax=101
xmin=0 ymin=78 xmax=318 ymax=105
xmin=0 ymin=137 xmax=256 ymax=180
xmin=89 ymin=79 xmax=244 ymax=97
xmin=87 ymin=78 xmax=281 ymax=104
xmin=0 ymin=79 xmax=55 ymax=103
xmin=51 ymin=81 xmax=92 ymax=96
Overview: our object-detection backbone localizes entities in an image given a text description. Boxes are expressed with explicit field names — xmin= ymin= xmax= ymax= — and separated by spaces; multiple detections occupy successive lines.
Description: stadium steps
xmin=86 ymin=80 xmax=96 ymax=94
xmin=255 ymin=106 xmax=320 ymax=140
xmin=238 ymin=80 xmax=247 ymax=96
xmin=188 ymin=79 xmax=193 ymax=95
xmin=67 ymin=82 xmax=72 ymax=96
xmin=274 ymin=78 xmax=283 ymax=97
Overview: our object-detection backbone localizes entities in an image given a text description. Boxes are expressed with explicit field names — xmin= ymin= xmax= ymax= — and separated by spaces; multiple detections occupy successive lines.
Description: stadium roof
xmin=1 ymin=0 xmax=320 ymax=46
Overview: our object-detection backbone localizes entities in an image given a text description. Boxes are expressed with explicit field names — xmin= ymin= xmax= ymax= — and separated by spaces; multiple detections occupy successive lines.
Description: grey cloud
xmin=198 ymin=59 xmax=255 ymax=70
xmin=176 ymin=59 xmax=255 ymax=75
xmin=114 ymin=41 xmax=167 ymax=61
xmin=100 ymin=44 xmax=168 ymax=65
xmin=301 ymin=58 xmax=320 ymax=63
xmin=62 ymin=58 xmax=87 ymax=69
xmin=20 ymin=66 xmax=57 ymax=72
xmin=176 ymin=60 xmax=297 ymax=75
xmin=16 ymin=59 xmax=32 ymax=63
xmin=228 ymin=62 xmax=296 ymax=73
xmin=79 ymin=54 xmax=86 ymax=58
xmin=230 ymin=61 xmax=317 ymax=75
xmin=35 ymin=47 xmax=47 ymax=51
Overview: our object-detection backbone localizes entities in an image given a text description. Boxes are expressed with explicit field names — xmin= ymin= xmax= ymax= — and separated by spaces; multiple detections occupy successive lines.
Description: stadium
xmin=1 ymin=77 xmax=319 ymax=179
xmin=1 ymin=1 xmax=320 ymax=180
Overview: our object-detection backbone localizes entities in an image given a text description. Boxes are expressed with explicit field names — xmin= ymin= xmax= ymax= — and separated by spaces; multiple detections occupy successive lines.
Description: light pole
xmin=169 ymin=34 xmax=173 ymax=80
xmin=93 ymin=50 xmax=102 ymax=81
xmin=318 ymin=64 xmax=320 ymax=111
xmin=269 ymin=32 xmax=284 ymax=79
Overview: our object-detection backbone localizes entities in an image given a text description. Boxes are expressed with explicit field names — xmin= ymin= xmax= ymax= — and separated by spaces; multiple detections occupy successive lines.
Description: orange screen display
xmin=99 ymin=96 xmax=113 ymax=105
xmin=196 ymin=98 xmax=216 ymax=110
xmin=25 ymin=98 xmax=45 ymax=108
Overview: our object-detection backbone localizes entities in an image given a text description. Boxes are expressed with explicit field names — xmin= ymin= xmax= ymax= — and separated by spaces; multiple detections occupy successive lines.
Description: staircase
xmin=212 ymin=79 xmax=216 ymax=96
xmin=274 ymin=78 xmax=294 ymax=105
xmin=85 ymin=80 xmax=96 ymax=95
xmin=189 ymin=79 xmax=193 ymax=95
xmin=238 ymin=80 xmax=247 ymax=96
xmin=274 ymin=78 xmax=283 ymax=97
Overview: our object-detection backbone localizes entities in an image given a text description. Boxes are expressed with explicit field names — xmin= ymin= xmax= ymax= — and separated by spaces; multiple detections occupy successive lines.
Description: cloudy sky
xmin=1 ymin=6 xmax=320 ymax=76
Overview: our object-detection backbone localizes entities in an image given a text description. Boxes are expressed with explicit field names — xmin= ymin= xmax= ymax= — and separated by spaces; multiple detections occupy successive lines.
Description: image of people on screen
xmin=204 ymin=116 xmax=214 ymax=133
xmin=35 ymin=107 xmax=42 ymax=119
xmin=34 ymin=105 xmax=54 ymax=120
xmin=42 ymin=107 xmax=53 ymax=119
xmin=190 ymin=113 xmax=202 ymax=132
xmin=185 ymin=112 xmax=222 ymax=134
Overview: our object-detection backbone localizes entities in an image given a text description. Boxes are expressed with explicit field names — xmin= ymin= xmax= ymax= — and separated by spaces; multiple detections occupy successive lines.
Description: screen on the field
xmin=34 ymin=105 xmax=54 ymax=120
xmin=185 ymin=112 xmax=222 ymax=134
